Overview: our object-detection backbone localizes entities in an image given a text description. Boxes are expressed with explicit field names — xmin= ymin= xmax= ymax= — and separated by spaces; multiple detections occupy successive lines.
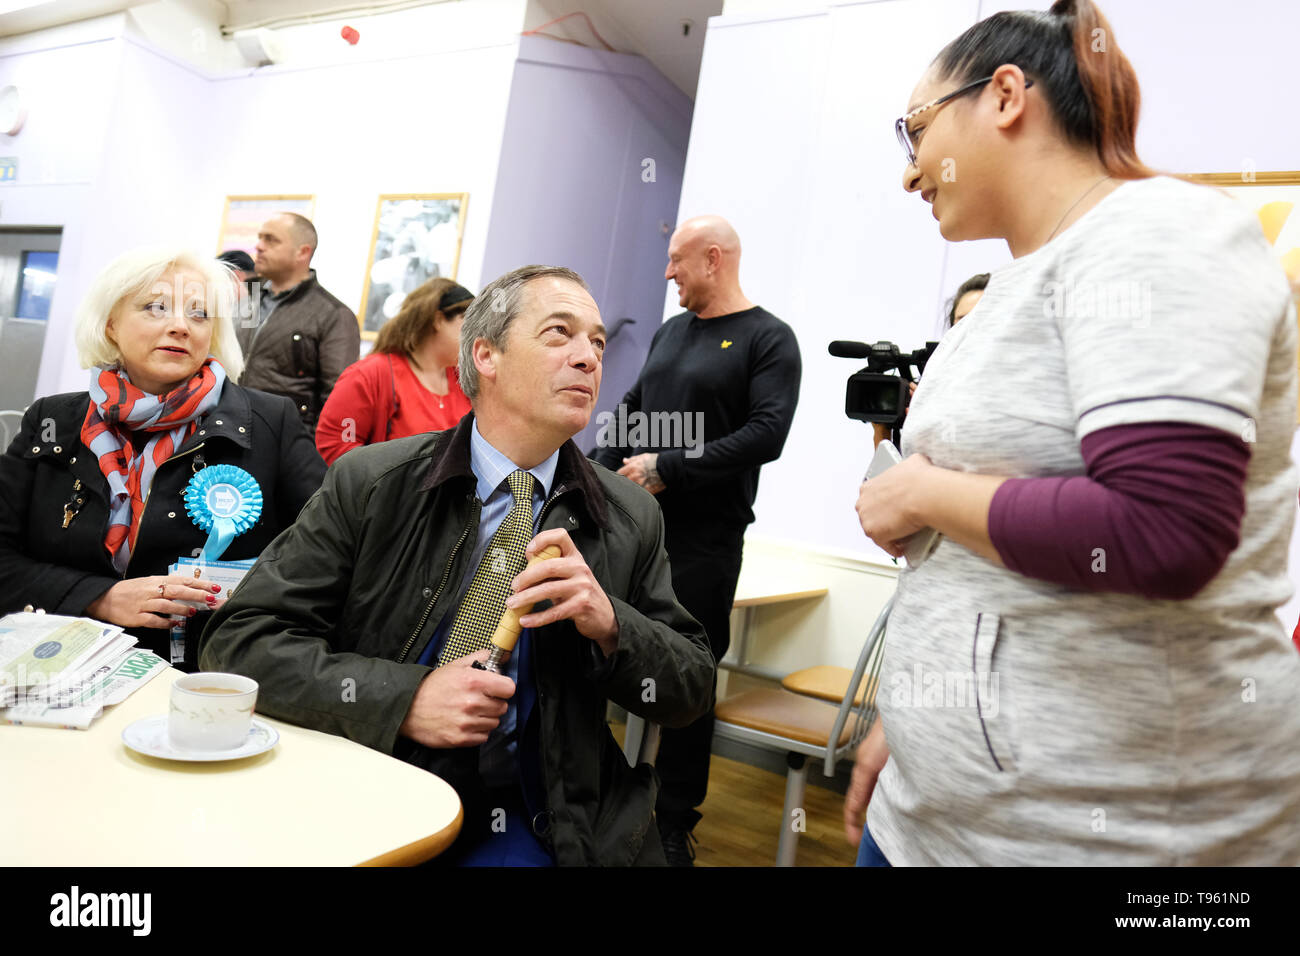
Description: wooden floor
xmin=693 ymin=750 xmax=859 ymax=867
xmin=611 ymin=721 xmax=858 ymax=867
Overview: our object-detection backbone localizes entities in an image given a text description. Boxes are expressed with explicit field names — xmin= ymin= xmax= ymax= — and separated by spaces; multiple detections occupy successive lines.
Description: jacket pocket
xmin=972 ymin=612 xmax=1017 ymax=773
xmin=588 ymin=722 xmax=657 ymax=865
xmin=592 ymin=757 xmax=656 ymax=866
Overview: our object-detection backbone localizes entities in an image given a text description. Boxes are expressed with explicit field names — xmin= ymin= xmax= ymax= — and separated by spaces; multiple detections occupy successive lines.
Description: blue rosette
xmin=183 ymin=465 xmax=263 ymax=563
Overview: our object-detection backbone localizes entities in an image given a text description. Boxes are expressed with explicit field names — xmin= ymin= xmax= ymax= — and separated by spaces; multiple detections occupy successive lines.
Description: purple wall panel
xmin=480 ymin=37 xmax=692 ymax=454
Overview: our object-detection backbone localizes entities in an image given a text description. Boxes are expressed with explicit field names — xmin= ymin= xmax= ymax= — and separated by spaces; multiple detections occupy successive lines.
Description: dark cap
xmin=217 ymin=250 xmax=256 ymax=273
xmin=439 ymin=283 xmax=474 ymax=313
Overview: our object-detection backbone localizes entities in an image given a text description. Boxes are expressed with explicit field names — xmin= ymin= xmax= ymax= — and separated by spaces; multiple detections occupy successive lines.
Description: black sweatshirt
xmin=591 ymin=306 xmax=801 ymax=529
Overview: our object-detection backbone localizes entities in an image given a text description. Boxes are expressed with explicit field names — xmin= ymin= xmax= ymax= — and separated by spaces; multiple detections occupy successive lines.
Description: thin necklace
xmin=410 ymin=355 xmax=447 ymax=407
xmin=1044 ymin=174 xmax=1112 ymax=244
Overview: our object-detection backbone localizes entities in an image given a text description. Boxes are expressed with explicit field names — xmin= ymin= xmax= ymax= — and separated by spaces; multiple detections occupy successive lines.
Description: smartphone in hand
xmin=864 ymin=441 xmax=941 ymax=568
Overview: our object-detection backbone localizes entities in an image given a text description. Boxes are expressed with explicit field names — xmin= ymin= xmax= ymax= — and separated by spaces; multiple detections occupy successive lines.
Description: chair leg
xmin=776 ymin=752 xmax=807 ymax=867
xmin=623 ymin=713 xmax=646 ymax=768
xmin=640 ymin=722 xmax=662 ymax=767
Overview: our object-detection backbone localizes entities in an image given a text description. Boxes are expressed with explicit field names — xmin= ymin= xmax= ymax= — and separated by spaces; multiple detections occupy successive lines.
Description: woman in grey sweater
xmin=846 ymin=0 xmax=1300 ymax=865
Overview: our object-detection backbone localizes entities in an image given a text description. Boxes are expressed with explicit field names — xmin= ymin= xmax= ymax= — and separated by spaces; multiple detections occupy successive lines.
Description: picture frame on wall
xmin=1183 ymin=171 xmax=1300 ymax=293
xmin=1184 ymin=171 xmax=1300 ymax=419
xmin=216 ymin=195 xmax=316 ymax=258
xmin=359 ymin=192 xmax=469 ymax=340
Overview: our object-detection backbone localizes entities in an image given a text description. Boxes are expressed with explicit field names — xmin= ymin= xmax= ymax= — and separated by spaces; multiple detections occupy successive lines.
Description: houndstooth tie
xmin=437 ymin=469 xmax=536 ymax=665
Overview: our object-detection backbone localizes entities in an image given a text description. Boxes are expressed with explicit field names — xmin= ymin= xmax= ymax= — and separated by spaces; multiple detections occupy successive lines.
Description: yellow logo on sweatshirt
xmin=721 ymin=340 xmax=733 ymax=349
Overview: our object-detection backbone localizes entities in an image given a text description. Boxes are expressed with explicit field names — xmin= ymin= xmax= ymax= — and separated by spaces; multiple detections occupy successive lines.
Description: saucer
xmin=122 ymin=714 xmax=279 ymax=762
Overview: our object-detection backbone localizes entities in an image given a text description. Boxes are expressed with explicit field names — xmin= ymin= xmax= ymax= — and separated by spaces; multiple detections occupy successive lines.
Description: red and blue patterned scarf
xmin=81 ymin=359 xmax=226 ymax=572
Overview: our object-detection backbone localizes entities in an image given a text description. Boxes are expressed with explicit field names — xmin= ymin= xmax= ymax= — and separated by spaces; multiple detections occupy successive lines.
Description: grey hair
xmin=457 ymin=264 xmax=590 ymax=400
xmin=74 ymin=246 xmax=245 ymax=381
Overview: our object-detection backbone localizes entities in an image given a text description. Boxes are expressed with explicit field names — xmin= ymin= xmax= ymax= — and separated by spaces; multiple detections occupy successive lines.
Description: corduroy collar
xmin=419 ymin=411 xmax=610 ymax=530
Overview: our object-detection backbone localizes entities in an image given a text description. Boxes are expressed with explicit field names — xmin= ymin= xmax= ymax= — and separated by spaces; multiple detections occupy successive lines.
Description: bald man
xmin=591 ymin=215 xmax=802 ymax=864
xmin=238 ymin=212 xmax=359 ymax=429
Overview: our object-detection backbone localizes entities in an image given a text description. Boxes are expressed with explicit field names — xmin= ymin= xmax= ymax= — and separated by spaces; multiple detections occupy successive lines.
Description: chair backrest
xmin=0 ymin=409 xmax=25 ymax=450
xmin=824 ymin=592 xmax=893 ymax=776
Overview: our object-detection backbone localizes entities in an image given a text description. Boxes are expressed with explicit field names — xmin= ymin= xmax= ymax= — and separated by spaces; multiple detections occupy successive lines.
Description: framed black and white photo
xmin=358 ymin=192 xmax=469 ymax=340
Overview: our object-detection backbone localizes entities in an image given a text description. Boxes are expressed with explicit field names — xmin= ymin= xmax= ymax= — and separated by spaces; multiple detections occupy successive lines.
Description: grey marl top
xmin=866 ymin=176 xmax=1300 ymax=865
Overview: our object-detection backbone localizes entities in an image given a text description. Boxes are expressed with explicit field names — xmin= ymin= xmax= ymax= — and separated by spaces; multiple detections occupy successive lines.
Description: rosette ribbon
xmin=183 ymin=465 xmax=263 ymax=562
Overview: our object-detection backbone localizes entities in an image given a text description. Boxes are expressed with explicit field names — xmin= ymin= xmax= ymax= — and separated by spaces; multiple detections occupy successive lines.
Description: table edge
xmin=356 ymin=804 xmax=464 ymax=867
xmin=732 ymin=587 xmax=829 ymax=608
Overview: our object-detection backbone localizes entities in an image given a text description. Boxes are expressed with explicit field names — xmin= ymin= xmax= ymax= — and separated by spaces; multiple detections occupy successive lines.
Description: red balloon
xmin=341 ymin=25 xmax=360 ymax=45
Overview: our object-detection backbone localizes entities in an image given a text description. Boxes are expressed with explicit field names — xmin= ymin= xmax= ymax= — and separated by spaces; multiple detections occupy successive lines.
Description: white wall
xmin=201 ymin=39 xmax=520 ymax=327
xmin=689 ymin=0 xmax=1300 ymax=556
xmin=6 ymin=0 xmax=691 ymax=407
xmin=717 ymin=535 xmax=900 ymax=693
xmin=2 ymin=5 xmax=524 ymax=397
xmin=0 ymin=17 xmax=127 ymax=399
xmin=53 ymin=36 xmax=217 ymax=394
xmin=679 ymin=0 xmax=982 ymax=564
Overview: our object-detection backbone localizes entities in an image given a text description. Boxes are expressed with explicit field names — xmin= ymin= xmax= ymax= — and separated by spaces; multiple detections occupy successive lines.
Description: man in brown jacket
xmin=237 ymin=212 xmax=360 ymax=429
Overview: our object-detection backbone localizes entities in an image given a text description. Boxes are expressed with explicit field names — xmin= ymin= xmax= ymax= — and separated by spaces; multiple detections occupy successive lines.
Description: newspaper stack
xmin=0 ymin=612 xmax=167 ymax=729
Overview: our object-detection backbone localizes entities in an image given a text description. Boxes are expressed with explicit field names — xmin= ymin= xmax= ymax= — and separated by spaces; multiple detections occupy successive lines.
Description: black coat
xmin=0 ymin=383 xmax=326 ymax=670
xmin=200 ymin=413 xmax=716 ymax=865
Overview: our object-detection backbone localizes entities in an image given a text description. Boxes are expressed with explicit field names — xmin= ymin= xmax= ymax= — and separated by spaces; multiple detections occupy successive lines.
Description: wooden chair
xmin=712 ymin=593 xmax=892 ymax=866
xmin=781 ymin=665 xmax=867 ymax=707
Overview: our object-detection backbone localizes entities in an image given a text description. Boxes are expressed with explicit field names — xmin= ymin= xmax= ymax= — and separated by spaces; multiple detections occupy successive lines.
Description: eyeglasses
xmin=894 ymin=76 xmax=1033 ymax=166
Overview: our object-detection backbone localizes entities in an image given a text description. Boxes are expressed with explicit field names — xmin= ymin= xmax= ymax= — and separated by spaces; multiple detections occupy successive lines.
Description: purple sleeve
xmin=987 ymin=423 xmax=1250 ymax=599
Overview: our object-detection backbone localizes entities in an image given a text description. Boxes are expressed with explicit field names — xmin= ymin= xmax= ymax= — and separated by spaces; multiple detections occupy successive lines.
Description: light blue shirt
xmin=416 ymin=419 xmax=558 ymax=786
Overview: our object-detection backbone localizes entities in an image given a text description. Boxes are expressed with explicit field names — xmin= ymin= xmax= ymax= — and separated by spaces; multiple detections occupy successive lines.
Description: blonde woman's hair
xmin=74 ymin=246 xmax=246 ymax=381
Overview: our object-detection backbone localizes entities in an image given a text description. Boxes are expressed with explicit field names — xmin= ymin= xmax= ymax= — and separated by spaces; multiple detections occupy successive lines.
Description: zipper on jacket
xmin=536 ymin=484 xmax=565 ymax=529
xmin=397 ymin=484 xmax=569 ymax=664
xmin=122 ymin=442 xmax=206 ymax=578
xmin=61 ymin=479 xmax=85 ymax=529
xmin=396 ymin=498 xmax=480 ymax=664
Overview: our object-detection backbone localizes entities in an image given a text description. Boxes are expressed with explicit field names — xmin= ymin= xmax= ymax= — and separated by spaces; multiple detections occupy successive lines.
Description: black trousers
xmin=654 ymin=519 xmax=745 ymax=830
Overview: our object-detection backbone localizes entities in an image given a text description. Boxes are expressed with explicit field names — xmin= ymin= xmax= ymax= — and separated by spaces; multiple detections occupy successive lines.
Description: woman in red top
xmin=315 ymin=278 xmax=473 ymax=465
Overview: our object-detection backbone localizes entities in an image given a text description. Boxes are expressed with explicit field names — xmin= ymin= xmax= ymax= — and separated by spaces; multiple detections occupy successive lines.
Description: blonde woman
xmin=0 ymin=247 xmax=325 ymax=671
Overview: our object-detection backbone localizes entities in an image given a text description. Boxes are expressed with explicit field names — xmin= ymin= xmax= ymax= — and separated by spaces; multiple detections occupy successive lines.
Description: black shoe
xmin=659 ymin=825 xmax=698 ymax=867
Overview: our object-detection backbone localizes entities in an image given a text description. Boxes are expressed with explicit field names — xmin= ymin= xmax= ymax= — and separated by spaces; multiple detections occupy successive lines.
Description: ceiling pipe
xmin=221 ymin=0 xmax=454 ymax=36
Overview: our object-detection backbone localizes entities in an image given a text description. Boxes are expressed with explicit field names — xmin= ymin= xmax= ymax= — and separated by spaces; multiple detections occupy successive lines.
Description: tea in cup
xmin=168 ymin=672 xmax=258 ymax=751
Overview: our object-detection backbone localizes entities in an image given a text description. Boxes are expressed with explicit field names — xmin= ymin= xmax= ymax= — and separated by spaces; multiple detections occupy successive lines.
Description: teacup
xmin=168 ymin=672 xmax=258 ymax=751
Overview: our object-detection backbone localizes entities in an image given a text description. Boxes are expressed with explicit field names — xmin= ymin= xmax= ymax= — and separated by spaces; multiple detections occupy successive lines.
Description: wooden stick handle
xmin=489 ymin=545 xmax=562 ymax=652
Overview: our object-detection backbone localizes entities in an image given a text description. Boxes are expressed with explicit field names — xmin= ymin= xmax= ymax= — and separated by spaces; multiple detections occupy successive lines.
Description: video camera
xmin=829 ymin=339 xmax=939 ymax=445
